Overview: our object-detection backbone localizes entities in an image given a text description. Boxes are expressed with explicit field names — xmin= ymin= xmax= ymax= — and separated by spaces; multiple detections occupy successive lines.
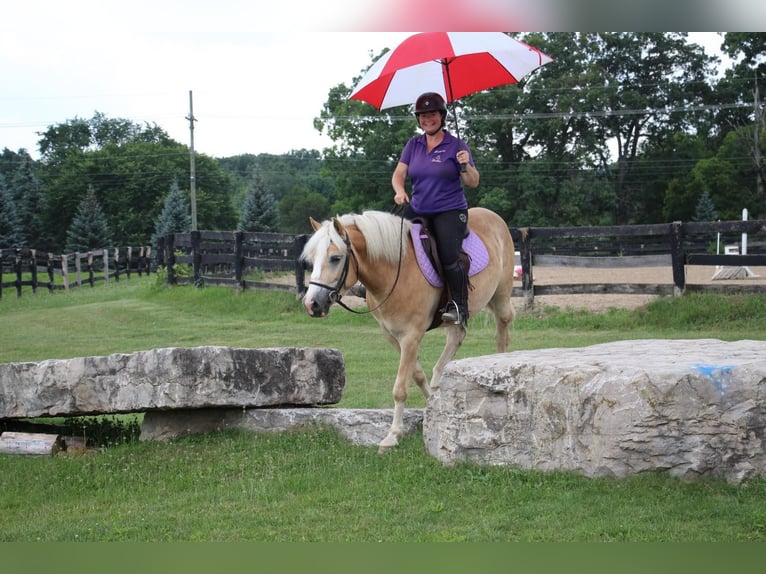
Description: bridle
xmin=308 ymin=231 xmax=361 ymax=313
xmin=308 ymin=214 xmax=406 ymax=315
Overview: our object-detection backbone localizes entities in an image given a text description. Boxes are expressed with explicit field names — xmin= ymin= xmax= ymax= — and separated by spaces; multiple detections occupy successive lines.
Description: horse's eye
xmin=329 ymin=254 xmax=344 ymax=265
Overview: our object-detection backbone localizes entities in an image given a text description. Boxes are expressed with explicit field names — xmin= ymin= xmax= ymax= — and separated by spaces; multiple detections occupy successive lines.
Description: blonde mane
xmin=302 ymin=211 xmax=412 ymax=264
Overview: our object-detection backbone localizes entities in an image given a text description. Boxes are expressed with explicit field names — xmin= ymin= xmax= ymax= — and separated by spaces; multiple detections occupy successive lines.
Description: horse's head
xmin=300 ymin=216 xmax=356 ymax=318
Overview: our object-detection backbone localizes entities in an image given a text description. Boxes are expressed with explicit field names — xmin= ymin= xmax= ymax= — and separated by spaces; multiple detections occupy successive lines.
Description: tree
xmin=318 ymin=33 xmax=721 ymax=225
xmin=279 ymin=188 xmax=331 ymax=234
xmin=237 ymin=177 xmax=280 ymax=232
xmin=10 ymin=153 xmax=44 ymax=247
xmin=315 ymin=66 xmax=416 ymax=213
xmin=65 ymin=185 xmax=113 ymax=253
xmin=716 ymin=33 xmax=766 ymax=217
xmin=0 ymin=174 xmax=23 ymax=248
xmin=693 ymin=189 xmax=718 ymax=222
xmin=152 ymin=180 xmax=191 ymax=248
xmin=37 ymin=114 xmax=236 ymax=251
xmin=219 ymin=150 xmax=335 ymax=215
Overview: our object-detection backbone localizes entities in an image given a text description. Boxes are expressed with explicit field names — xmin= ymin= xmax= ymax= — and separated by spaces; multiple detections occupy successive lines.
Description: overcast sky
xmin=0 ymin=2 xmax=747 ymax=159
xmin=0 ymin=6 xmax=411 ymax=158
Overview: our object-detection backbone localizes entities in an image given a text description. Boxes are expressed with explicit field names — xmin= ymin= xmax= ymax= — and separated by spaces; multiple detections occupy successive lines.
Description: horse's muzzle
xmin=303 ymin=295 xmax=329 ymax=318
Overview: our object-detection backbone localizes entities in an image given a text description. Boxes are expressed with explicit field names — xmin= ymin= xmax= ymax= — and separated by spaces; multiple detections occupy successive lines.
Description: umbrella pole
xmin=444 ymin=62 xmax=467 ymax=173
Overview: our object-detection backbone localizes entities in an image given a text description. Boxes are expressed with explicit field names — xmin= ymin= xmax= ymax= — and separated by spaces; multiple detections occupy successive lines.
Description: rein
xmin=309 ymin=211 xmax=406 ymax=315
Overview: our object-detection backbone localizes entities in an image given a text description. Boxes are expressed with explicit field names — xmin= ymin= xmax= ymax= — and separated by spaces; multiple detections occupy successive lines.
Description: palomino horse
xmin=301 ymin=206 xmax=515 ymax=452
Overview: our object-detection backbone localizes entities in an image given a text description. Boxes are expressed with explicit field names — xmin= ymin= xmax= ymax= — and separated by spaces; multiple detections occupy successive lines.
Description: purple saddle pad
xmin=411 ymin=222 xmax=490 ymax=287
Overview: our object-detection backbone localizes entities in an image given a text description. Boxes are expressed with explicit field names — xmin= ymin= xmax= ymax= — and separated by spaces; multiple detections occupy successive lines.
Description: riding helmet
xmin=414 ymin=92 xmax=447 ymax=115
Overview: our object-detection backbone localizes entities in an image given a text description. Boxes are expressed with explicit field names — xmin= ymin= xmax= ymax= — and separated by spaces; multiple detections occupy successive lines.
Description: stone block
xmin=140 ymin=407 xmax=424 ymax=446
xmin=423 ymin=339 xmax=766 ymax=483
xmin=0 ymin=346 xmax=345 ymax=419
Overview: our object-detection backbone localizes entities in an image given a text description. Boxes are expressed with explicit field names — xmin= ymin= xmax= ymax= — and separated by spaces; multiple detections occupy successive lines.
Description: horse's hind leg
xmin=429 ymin=325 xmax=466 ymax=390
xmin=489 ymin=283 xmax=516 ymax=352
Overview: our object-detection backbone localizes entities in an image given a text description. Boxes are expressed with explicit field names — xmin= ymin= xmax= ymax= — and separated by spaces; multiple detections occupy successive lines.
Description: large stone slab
xmin=140 ymin=407 xmax=424 ymax=446
xmin=0 ymin=346 xmax=345 ymax=419
xmin=424 ymin=339 xmax=766 ymax=484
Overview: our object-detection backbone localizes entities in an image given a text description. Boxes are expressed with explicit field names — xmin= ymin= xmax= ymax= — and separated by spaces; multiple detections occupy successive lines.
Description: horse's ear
xmin=332 ymin=217 xmax=345 ymax=235
xmin=309 ymin=217 xmax=322 ymax=231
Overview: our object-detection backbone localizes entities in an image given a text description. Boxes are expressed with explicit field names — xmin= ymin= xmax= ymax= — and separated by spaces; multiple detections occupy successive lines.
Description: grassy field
xmin=1 ymin=277 xmax=766 ymax=541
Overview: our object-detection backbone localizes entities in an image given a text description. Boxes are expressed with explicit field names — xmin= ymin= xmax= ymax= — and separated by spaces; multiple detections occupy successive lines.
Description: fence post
xmin=47 ymin=253 xmax=55 ymax=292
xmin=155 ymin=238 xmax=164 ymax=270
xmin=191 ymin=230 xmax=202 ymax=287
xmin=165 ymin=234 xmax=176 ymax=285
xmin=103 ymin=249 xmax=109 ymax=285
xmin=87 ymin=252 xmax=95 ymax=287
xmin=14 ymin=248 xmax=22 ymax=297
xmin=113 ymin=247 xmax=120 ymax=282
xmin=30 ymin=249 xmax=38 ymax=293
xmin=74 ymin=252 xmax=81 ymax=286
xmin=670 ymin=221 xmax=686 ymax=296
xmin=514 ymin=228 xmax=534 ymax=309
xmin=234 ymin=231 xmax=245 ymax=290
xmin=61 ymin=254 xmax=69 ymax=290
xmin=294 ymin=235 xmax=308 ymax=296
xmin=144 ymin=246 xmax=151 ymax=275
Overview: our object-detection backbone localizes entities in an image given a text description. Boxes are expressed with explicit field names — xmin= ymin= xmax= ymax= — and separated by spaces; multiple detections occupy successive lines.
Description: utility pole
xmin=186 ymin=90 xmax=198 ymax=231
xmin=754 ymin=72 xmax=764 ymax=216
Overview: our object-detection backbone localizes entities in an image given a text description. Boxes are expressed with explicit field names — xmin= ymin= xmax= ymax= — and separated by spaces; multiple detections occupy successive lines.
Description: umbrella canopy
xmin=349 ymin=32 xmax=553 ymax=111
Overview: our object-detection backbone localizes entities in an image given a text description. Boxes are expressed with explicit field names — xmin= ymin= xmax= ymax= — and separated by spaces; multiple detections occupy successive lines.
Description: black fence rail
xmin=512 ymin=219 xmax=766 ymax=307
xmin=156 ymin=230 xmax=306 ymax=294
xmin=0 ymin=247 xmax=153 ymax=299
xmin=155 ymin=218 xmax=766 ymax=309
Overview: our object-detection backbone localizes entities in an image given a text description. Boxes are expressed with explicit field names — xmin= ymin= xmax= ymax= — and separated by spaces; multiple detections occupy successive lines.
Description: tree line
xmin=1 ymin=33 xmax=764 ymax=254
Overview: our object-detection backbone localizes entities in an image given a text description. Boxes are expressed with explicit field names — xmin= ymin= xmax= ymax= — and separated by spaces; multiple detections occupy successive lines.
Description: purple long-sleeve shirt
xmin=399 ymin=130 xmax=473 ymax=214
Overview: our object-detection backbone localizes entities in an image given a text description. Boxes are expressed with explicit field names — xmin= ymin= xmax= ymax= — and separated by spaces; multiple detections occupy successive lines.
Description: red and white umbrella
xmin=349 ymin=32 xmax=553 ymax=111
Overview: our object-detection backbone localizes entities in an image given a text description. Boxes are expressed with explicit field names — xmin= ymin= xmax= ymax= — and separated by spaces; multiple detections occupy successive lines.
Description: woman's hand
xmin=394 ymin=189 xmax=410 ymax=205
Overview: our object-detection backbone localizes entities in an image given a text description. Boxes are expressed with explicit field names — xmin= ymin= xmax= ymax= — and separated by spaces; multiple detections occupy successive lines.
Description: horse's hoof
xmin=378 ymin=434 xmax=399 ymax=453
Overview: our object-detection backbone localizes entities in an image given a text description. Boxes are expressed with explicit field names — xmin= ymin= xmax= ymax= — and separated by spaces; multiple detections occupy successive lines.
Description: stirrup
xmin=441 ymin=300 xmax=466 ymax=325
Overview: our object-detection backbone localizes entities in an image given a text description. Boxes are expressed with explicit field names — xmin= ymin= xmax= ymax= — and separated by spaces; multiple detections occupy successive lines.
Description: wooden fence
xmin=511 ymin=218 xmax=766 ymax=307
xmin=9 ymin=219 xmax=764 ymax=303
xmin=157 ymin=218 xmax=766 ymax=307
xmin=156 ymin=230 xmax=306 ymax=294
xmin=0 ymin=247 xmax=152 ymax=299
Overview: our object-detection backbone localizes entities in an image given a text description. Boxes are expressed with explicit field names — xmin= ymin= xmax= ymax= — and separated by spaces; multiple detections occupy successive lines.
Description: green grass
xmin=1 ymin=277 xmax=766 ymax=541
xmin=3 ymin=427 xmax=766 ymax=542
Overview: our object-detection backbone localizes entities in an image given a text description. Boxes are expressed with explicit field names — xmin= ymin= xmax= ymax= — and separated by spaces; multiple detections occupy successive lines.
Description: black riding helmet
xmin=414 ymin=92 xmax=447 ymax=129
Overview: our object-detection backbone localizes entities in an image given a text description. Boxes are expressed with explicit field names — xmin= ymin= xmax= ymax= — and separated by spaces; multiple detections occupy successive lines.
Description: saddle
xmin=410 ymin=220 xmax=490 ymax=330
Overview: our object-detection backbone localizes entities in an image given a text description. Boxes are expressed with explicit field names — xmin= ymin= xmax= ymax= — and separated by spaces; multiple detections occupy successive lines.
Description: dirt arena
xmin=527 ymin=265 xmax=766 ymax=312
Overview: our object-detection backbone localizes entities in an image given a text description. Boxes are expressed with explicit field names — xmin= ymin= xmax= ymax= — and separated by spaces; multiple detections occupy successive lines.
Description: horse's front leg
xmin=430 ymin=324 xmax=466 ymax=390
xmin=379 ymin=337 xmax=422 ymax=453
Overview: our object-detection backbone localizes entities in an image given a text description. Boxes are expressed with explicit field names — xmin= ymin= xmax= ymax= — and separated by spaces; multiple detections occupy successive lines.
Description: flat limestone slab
xmin=424 ymin=339 xmax=766 ymax=483
xmin=0 ymin=346 xmax=345 ymax=419
xmin=140 ymin=407 xmax=424 ymax=447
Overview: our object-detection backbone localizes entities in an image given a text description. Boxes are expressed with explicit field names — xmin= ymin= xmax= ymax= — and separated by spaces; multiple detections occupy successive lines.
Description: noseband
xmin=308 ymin=231 xmax=360 ymax=312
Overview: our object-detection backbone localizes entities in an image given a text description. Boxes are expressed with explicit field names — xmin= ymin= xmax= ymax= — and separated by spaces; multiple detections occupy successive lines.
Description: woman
xmin=392 ymin=91 xmax=480 ymax=326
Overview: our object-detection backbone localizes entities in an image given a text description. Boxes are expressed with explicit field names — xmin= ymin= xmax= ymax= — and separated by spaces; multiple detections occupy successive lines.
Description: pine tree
xmin=152 ymin=180 xmax=191 ymax=248
xmin=237 ymin=176 xmax=279 ymax=232
xmin=0 ymin=174 xmax=23 ymax=248
xmin=65 ymin=186 xmax=113 ymax=253
xmin=692 ymin=189 xmax=718 ymax=222
xmin=11 ymin=155 xmax=44 ymax=247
